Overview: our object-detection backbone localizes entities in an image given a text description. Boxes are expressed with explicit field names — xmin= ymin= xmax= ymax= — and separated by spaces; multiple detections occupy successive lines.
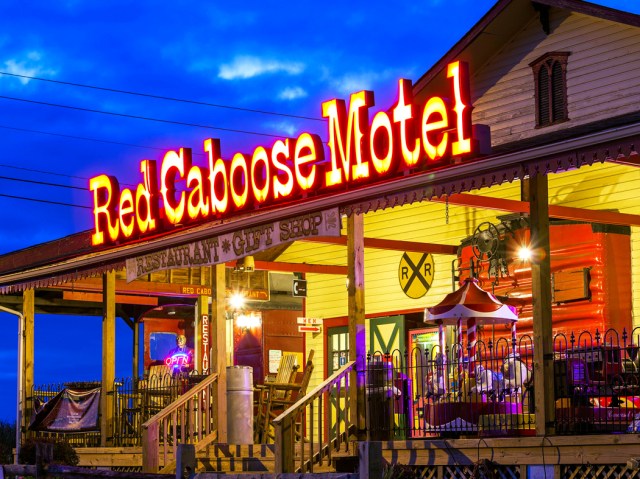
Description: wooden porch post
xmin=101 ymin=271 xmax=116 ymax=446
xmin=528 ymin=174 xmax=555 ymax=436
xmin=212 ymin=263 xmax=227 ymax=443
xmin=132 ymin=317 xmax=139 ymax=382
xmin=347 ymin=213 xmax=367 ymax=439
xmin=22 ymin=289 xmax=35 ymax=449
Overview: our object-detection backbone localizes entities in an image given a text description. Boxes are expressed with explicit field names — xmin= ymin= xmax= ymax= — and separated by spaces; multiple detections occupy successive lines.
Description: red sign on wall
xmin=201 ymin=314 xmax=210 ymax=373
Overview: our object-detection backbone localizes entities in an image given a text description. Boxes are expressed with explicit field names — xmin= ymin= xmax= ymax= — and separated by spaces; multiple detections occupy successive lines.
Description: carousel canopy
xmin=425 ymin=277 xmax=518 ymax=325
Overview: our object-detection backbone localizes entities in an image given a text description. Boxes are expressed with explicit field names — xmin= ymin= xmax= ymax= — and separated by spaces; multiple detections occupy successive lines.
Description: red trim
xmin=303 ymin=236 xmax=457 ymax=255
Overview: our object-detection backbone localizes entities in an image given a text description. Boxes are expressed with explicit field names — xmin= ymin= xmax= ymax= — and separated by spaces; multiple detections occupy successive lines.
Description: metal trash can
xmin=393 ymin=373 xmax=411 ymax=439
xmin=227 ymin=366 xmax=253 ymax=444
xmin=366 ymin=359 xmax=394 ymax=440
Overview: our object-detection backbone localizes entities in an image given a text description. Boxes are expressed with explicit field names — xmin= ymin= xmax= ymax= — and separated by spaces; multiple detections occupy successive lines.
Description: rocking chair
xmin=256 ymin=350 xmax=314 ymax=443
xmin=254 ymin=352 xmax=299 ymax=441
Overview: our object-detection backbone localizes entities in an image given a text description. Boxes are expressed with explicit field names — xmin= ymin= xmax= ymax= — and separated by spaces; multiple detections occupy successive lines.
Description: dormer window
xmin=530 ymin=52 xmax=570 ymax=127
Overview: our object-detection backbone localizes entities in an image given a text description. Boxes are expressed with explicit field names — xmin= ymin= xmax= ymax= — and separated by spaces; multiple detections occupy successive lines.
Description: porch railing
xmin=112 ymin=370 xmax=211 ymax=446
xmin=365 ymin=327 xmax=640 ymax=439
xmin=272 ymin=360 xmax=355 ymax=474
xmin=141 ymin=372 xmax=218 ymax=473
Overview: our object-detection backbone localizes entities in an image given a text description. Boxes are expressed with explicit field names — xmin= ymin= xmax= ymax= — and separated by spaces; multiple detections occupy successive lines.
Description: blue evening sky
xmin=0 ymin=0 xmax=637 ymax=422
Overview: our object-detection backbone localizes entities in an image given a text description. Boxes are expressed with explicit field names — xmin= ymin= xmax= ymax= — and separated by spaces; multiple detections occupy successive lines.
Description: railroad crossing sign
xmin=398 ymin=252 xmax=435 ymax=299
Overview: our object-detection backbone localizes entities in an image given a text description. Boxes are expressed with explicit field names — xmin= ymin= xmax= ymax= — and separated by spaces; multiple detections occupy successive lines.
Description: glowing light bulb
xmin=229 ymin=292 xmax=245 ymax=310
xmin=518 ymin=246 xmax=532 ymax=261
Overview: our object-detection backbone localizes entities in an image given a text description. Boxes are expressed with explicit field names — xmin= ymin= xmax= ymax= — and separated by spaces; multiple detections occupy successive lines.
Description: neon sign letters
xmin=90 ymin=61 xmax=475 ymax=246
xmin=165 ymin=351 xmax=193 ymax=372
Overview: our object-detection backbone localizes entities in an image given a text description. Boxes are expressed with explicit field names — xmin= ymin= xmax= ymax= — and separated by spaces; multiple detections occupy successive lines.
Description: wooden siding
xmin=472 ymin=9 xmax=640 ymax=146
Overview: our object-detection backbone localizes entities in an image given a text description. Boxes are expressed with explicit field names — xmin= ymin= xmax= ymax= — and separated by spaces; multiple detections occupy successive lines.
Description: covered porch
xmin=5 ymin=152 xmax=640 ymax=475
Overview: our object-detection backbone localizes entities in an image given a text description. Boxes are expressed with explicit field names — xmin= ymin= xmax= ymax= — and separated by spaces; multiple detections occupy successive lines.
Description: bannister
xmin=141 ymin=373 xmax=218 ymax=473
xmin=273 ymin=361 xmax=356 ymax=473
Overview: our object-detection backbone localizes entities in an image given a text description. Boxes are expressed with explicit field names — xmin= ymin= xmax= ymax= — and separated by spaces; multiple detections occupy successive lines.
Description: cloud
xmin=326 ymin=68 xmax=417 ymax=100
xmin=278 ymin=86 xmax=307 ymax=101
xmin=2 ymin=51 xmax=57 ymax=85
xmin=330 ymin=72 xmax=380 ymax=96
xmin=218 ymin=56 xmax=304 ymax=80
xmin=266 ymin=121 xmax=297 ymax=137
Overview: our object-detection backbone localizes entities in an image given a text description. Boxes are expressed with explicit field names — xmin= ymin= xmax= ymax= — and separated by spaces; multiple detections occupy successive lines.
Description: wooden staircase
xmin=137 ymin=360 xmax=357 ymax=474
xmin=141 ymin=372 xmax=220 ymax=473
xmin=194 ymin=442 xmax=356 ymax=473
xmin=196 ymin=444 xmax=276 ymax=472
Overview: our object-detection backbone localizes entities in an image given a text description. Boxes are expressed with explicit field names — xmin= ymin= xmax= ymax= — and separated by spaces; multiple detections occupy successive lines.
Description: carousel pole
xmin=467 ymin=316 xmax=477 ymax=377
xmin=438 ymin=320 xmax=445 ymax=354
xmin=457 ymin=317 xmax=463 ymax=380
xmin=437 ymin=320 xmax=446 ymax=394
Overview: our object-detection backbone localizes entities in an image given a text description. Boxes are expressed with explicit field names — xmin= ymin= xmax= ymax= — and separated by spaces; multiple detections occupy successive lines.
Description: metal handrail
xmin=273 ymin=361 xmax=356 ymax=473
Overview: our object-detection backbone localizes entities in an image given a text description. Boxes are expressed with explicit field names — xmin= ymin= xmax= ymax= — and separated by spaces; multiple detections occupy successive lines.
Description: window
xmin=530 ymin=52 xmax=570 ymax=127
xmin=149 ymin=332 xmax=177 ymax=361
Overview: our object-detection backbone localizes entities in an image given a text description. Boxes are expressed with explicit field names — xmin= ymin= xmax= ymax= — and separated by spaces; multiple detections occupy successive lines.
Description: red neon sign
xmin=90 ymin=61 xmax=476 ymax=246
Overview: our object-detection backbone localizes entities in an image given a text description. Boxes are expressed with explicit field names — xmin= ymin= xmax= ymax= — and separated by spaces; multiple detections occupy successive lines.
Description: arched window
xmin=530 ymin=52 xmax=570 ymax=127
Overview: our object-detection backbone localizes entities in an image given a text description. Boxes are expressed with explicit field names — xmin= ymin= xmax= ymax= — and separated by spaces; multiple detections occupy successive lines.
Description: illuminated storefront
xmin=1 ymin=0 xmax=640 ymax=473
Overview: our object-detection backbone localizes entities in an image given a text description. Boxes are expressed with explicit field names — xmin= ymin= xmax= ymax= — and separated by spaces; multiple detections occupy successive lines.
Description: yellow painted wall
xmin=278 ymin=180 xmax=524 ymax=322
xmin=282 ymin=163 xmax=640 ymax=331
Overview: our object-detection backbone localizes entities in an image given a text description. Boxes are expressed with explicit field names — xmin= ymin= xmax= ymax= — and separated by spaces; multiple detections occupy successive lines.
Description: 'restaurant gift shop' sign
xmin=91 ymin=61 xmax=477 ymax=247
xmin=125 ymin=208 xmax=340 ymax=281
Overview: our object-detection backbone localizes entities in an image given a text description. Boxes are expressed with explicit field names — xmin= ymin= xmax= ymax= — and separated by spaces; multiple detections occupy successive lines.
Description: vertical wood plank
xmin=212 ymin=263 xmax=227 ymax=443
xmin=529 ymin=173 xmax=555 ymax=436
xmin=101 ymin=271 xmax=116 ymax=446
xmin=176 ymin=444 xmax=196 ymax=479
xmin=142 ymin=421 xmax=159 ymax=472
xmin=22 ymin=289 xmax=35 ymax=451
xmin=359 ymin=441 xmax=382 ymax=479
xmin=275 ymin=416 xmax=294 ymax=473
xmin=347 ymin=213 xmax=367 ymax=439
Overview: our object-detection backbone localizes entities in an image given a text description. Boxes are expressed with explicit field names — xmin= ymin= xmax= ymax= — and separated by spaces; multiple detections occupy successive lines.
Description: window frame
xmin=530 ymin=51 xmax=571 ymax=128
